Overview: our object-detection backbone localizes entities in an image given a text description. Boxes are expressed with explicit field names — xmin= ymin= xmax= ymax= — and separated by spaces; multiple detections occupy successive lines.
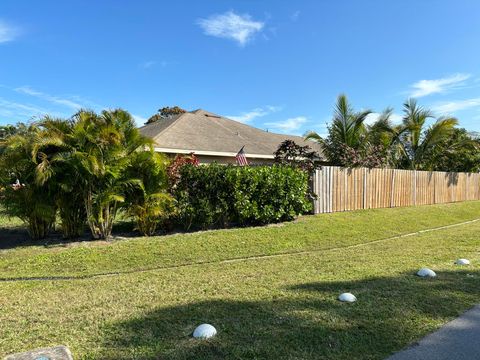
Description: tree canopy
xmin=145 ymin=106 xmax=187 ymax=124
xmin=305 ymin=95 xmax=479 ymax=171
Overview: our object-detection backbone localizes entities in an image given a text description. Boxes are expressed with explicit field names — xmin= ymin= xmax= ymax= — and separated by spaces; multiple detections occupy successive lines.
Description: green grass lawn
xmin=1 ymin=202 xmax=480 ymax=359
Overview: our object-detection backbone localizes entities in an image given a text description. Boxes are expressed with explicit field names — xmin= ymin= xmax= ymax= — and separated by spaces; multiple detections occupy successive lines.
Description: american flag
xmin=235 ymin=146 xmax=249 ymax=166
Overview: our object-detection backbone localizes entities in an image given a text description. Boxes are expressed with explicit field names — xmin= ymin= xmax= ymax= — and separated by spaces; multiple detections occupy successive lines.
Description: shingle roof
xmin=139 ymin=109 xmax=324 ymax=159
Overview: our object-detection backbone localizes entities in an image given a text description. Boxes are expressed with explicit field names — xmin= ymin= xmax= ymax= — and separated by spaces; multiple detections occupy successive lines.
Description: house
xmin=139 ymin=109 xmax=324 ymax=164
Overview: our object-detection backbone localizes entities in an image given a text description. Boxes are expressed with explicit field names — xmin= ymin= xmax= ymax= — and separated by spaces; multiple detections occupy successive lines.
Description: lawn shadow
xmin=0 ymin=228 xmax=101 ymax=250
xmin=98 ymin=270 xmax=480 ymax=359
xmin=0 ymin=220 xmax=141 ymax=250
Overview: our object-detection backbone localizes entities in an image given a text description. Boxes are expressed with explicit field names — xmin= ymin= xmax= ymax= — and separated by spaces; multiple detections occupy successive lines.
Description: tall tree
xmin=391 ymin=99 xmax=458 ymax=170
xmin=425 ymin=128 xmax=480 ymax=172
xmin=305 ymin=94 xmax=387 ymax=167
xmin=306 ymin=94 xmax=371 ymax=149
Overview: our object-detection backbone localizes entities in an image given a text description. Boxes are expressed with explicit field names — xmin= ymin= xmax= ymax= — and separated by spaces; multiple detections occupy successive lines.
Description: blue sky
xmin=1 ymin=0 xmax=480 ymax=136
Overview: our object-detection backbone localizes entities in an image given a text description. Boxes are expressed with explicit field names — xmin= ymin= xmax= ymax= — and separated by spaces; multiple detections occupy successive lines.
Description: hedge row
xmin=174 ymin=164 xmax=312 ymax=230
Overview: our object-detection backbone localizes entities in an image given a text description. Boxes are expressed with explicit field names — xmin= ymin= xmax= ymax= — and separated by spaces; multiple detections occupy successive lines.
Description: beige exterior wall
xmin=162 ymin=152 xmax=274 ymax=165
xmin=196 ymin=154 xmax=274 ymax=165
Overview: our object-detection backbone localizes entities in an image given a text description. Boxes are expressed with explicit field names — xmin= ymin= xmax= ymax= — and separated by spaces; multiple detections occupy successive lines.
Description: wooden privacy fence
xmin=312 ymin=166 xmax=480 ymax=214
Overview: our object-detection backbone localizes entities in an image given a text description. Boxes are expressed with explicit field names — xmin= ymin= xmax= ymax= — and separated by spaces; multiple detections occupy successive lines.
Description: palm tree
xmin=124 ymin=151 xmax=173 ymax=236
xmin=364 ymin=107 xmax=404 ymax=167
xmin=306 ymin=94 xmax=372 ymax=148
xmin=392 ymin=99 xmax=458 ymax=170
xmin=32 ymin=117 xmax=87 ymax=238
xmin=0 ymin=125 xmax=57 ymax=240
xmin=33 ymin=109 xmax=153 ymax=240
xmin=305 ymin=94 xmax=372 ymax=166
xmin=425 ymin=128 xmax=480 ymax=172
xmin=69 ymin=109 xmax=152 ymax=239
xmin=366 ymin=108 xmax=394 ymax=146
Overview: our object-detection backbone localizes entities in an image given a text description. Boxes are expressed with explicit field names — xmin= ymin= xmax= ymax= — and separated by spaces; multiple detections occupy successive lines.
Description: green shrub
xmin=174 ymin=164 xmax=312 ymax=230
xmin=0 ymin=126 xmax=57 ymax=240
xmin=124 ymin=151 xmax=175 ymax=236
xmin=1 ymin=185 xmax=56 ymax=240
xmin=174 ymin=164 xmax=232 ymax=230
xmin=230 ymin=165 xmax=312 ymax=225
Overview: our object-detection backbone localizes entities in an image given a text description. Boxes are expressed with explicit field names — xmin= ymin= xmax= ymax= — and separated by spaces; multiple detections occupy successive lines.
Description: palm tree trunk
xmin=85 ymin=189 xmax=101 ymax=239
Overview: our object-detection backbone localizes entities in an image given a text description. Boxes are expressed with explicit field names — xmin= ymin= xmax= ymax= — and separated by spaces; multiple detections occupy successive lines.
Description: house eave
xmin=153 ymin=147 xmax=275 ymax=159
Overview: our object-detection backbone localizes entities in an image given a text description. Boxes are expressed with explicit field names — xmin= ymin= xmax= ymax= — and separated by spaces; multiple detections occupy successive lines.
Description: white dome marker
xmin=455 ymin=259 xmax=470 ymax=265
xmin=193 ymin=324 xmax=217 ymax=339
xmin=417 ymin=268 xmax=436 ymax=278
xmin=338 ymin=292 xmax=357 ymax=303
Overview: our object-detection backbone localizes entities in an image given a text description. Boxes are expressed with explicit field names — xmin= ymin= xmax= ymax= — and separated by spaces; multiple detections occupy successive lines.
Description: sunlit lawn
xmin=1 ymin=202 xmax=480 ymax=359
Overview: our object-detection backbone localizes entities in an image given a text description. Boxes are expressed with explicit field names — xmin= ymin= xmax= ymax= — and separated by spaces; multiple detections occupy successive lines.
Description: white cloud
xmin=140 ymin=60 xmax=156 ymax=69
xmin=291 ymin=10 xmax=300 ymax=21
xmin=227 ymin=105 xmax=282 ymax=123
xmin=365 ymin=112 xmax=403 ymax=125
xmin=390 ymin=113 xmax=403 ymax=123
xmin=197 ymin=11 xmax=264 ymax=46
xmin=409 ymin=73 xmax=470 ymax=98
xmin=139 ymin=60 xmax=168 ymax=69
xmin=15 ymin=86 xmax=83 ymax=110
xmin=0 ymin=97 xmax=56 ymax=120
xmin=0 ymin=20 xmax=19 ymax=43
xmin=265 ymin=116 xmax=308 ymax=134
xmin=433 ymin=98 xmax=480 ymax=115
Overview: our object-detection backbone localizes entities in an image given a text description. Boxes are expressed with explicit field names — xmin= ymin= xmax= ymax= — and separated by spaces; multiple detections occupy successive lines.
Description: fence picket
xmin=313 ymin=166 xmax=480 ymax=214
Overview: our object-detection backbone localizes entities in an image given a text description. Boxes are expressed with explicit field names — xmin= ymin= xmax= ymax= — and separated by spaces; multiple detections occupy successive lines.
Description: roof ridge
xmin=218 ymin=115 xmax=308 ymax=139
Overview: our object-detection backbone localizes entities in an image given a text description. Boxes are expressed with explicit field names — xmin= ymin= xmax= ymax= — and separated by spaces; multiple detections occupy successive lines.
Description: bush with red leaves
xmin=167 ymin=152 xmax=199 ymax=190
